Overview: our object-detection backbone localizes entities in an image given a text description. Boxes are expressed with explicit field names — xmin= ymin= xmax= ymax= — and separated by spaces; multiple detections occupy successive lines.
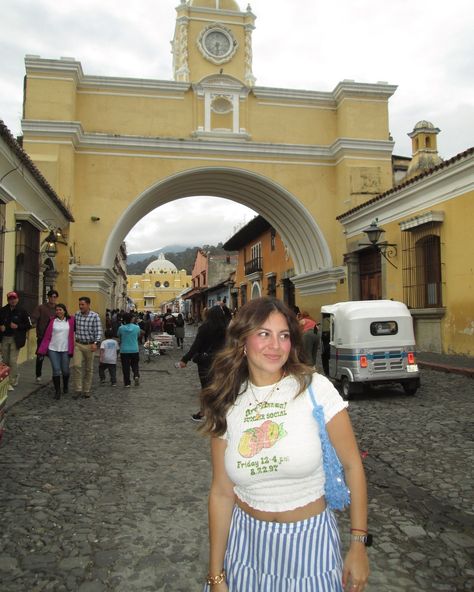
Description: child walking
xmin=99 ymin=329 xmax=119 ymax=386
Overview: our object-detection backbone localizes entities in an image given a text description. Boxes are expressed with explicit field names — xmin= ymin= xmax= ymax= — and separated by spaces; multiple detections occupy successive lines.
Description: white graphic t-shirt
xmin=223 ymin=372 xmax=348 ymax=512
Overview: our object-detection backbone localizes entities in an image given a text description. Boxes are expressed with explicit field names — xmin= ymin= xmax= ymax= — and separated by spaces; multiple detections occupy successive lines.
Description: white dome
xmin=414 ymin=120 xmax=435 ymax=130
xmin=145 ymin=253 xmax=177 ymax=274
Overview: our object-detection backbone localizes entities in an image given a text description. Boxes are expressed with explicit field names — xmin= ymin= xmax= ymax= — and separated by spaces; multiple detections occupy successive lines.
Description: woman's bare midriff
xmin=235 ymin=495 xmax=326 ymax=523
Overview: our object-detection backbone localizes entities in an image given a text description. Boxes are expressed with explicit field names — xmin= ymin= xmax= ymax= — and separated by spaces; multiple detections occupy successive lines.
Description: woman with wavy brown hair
xmin=200 ymin=297 xmax=369 ymax=592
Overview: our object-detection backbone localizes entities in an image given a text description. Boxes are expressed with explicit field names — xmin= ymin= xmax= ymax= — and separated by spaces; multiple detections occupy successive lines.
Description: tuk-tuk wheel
xmin=402 ymin=381 xmax=418 ymax=396
xmin=340 ymin=376 xmax=353 ymax=400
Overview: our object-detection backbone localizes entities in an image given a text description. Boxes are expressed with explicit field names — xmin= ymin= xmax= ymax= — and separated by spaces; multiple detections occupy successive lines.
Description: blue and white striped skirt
xmin=204 ymin=505 xmax=343 ymax=592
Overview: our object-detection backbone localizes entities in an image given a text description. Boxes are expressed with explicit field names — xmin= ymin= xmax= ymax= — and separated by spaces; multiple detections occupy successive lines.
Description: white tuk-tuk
xmin=320 ymin=300 xmax=420 ymax=399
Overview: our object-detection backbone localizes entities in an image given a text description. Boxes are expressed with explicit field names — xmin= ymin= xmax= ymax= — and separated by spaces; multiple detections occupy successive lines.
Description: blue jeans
xmin=48 ymin=350 xmax=71 ymax=377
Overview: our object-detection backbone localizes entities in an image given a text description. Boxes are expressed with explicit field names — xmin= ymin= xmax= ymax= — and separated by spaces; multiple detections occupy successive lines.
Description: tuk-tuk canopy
xmin=321 ymin=300 xmax=416 ymax=348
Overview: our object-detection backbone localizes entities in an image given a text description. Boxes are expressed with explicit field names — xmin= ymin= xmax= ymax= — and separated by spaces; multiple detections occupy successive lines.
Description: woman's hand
xmin=342 ymin=545 xmax=369 ymax=591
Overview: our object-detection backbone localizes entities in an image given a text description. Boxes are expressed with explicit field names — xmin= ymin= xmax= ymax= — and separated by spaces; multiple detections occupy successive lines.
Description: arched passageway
xmin=102 ymin=168 xmax=343 ymax=295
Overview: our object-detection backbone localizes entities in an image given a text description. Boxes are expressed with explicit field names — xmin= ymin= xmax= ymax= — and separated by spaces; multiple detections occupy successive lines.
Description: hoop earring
xmin=243 ymin=346 xmax=247 ymax=356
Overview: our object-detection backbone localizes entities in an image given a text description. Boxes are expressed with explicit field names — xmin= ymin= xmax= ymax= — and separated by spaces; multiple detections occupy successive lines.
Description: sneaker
xmin=82 ymin=393 xmax=91 ymax=398
xmin=111 ymin=383 xmax=117 ymax=387
xmin=124 ymin=384 xmax=131 ymax=388
xmin=8 ymin=384 xmax=14 ymax=391
xmin=134 ymin=377 xmax=139 ymax=386
xmin=35 ymin=377 xmax=42 ymax=384
xmin=191 ymin=412 xmax=204 ymax=422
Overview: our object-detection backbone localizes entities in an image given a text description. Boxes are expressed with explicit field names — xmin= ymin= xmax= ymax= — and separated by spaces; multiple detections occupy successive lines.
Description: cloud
xmin=125 ymin=197 xmax=256 ymax=253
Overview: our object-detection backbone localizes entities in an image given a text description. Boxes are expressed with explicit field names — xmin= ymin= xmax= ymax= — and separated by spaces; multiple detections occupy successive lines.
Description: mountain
xmin=126 ymin=244 xmax=191 ymax=265
xmin=126 ymin=243 xmax=232 ymax=275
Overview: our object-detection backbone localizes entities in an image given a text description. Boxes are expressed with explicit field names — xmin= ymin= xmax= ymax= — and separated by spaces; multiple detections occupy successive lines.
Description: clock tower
xmin=172 ymin=0 xmax=256 ymax=86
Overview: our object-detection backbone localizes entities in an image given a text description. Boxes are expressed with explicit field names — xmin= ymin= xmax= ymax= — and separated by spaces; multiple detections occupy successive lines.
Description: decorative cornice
xmin=338 ymin=151 xmax=474 ymax=237
xmin=15 ymin=212 xmax=49 ymax=231
xmin=333 ymin=80 xmax=397 ymax=104
xmin=185 ymin=6 xmax=246 ymax=17
xmin=69 ymin=265 xmax=117 ymax=296
xmin=25 ymin=56 xmax=190 ymax=94
xmin=253 ymin=80 xmax=397 ymax=107
xmin=399 ymin=210 xmax=445 ymax=231
xmin=22 ymin=120 xmax=394 ymax=162
xmin=253 ymin=86 xmax=335 ymax=106
xmin=291 ymin=267 xmax=346 ymax=295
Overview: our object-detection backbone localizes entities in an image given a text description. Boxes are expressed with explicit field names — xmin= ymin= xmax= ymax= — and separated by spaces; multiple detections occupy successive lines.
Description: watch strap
xmin=350 ymin=533 xmax=373 ymax=547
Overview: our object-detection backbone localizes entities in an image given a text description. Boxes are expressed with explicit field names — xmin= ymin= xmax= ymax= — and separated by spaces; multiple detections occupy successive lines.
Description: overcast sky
xmin=2 ymin=0 xmax=473 ymax=253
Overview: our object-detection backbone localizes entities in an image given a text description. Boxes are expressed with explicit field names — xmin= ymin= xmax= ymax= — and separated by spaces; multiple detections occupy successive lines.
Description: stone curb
xmin=418 ymin=360 xmax=474 ymax=378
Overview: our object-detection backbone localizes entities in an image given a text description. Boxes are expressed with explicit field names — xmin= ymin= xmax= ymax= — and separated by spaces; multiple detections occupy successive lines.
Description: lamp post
xmin=44 ymin=229 xmax=58 ymax=257
xmin=359 ymin=219 xmax=398 ymax=268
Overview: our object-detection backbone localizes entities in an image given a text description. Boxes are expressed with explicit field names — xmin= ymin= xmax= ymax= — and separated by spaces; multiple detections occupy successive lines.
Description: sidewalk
xmin=417 ymin=351 xmax=474 ymax=378
xmin=4 ymin=357 xmax=47 ymax=410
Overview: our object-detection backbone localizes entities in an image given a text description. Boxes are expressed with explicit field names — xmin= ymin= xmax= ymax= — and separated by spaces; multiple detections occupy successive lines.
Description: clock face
xmin=204 ymin=30 xmax=231 ymax=57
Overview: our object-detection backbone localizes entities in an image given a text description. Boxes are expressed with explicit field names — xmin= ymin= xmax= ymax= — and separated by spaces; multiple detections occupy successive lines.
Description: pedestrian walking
xmin=99 ymin=329 xmax=119 ymax=386
xmin=0 ymin=291 xmax=32 ymax=391
xmin=163 ymin=308 xmax=176 ymax=335
xmin=31 ymin=289 xmax=59 ymax=383
xmin=299 ymin=310 xmax=320 ymax=367
xmin=37 ymin=303 xmax=75 ymax=399
xmin=199 ymin=297 xmax=370 ymax=592
xmin=73 ymin=297 xmax=102 ymax=399
xmin=178 ymin=305 xmax=227 ymax=421
xmin=117 ymin=313 xmax=141 ymax=387
xmin=175 ymin=313 xmax=185 ymax=349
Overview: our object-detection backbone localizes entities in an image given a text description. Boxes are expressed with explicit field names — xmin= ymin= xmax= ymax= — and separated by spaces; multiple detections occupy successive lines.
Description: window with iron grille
xmin=402 ymin=221 xmax=443 ymax=308
xmin=15 ymin=221 xmax=40 ymax=313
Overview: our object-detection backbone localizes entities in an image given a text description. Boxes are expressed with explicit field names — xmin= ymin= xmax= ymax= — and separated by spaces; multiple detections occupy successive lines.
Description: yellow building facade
xmin=127 ymin=254 xmax=191 ymax=312
xmin=338 ymin=123 xmax=474 ymax=356
xmin=21 ymin=0 xmax=396 ymax=320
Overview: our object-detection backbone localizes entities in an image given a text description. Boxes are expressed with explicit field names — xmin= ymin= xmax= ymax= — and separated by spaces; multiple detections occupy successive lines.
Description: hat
xmin=7 ymin=291 xmax=19 ymax=300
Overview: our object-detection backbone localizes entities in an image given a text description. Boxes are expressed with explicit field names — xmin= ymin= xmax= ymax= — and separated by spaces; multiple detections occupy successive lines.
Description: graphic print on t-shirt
xmin=238 ymin=419 xmax=286 ymax=458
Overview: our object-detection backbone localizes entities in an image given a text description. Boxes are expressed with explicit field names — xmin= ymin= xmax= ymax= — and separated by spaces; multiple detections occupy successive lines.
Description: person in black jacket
xmin=0 ymin=291 xmax=32 ymax=390
xmin=178 ymin=305 xmax=228 ymax=421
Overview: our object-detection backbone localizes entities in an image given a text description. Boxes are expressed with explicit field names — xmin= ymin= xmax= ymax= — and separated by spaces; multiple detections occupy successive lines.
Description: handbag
xmin=308 ymin=383 xmax=351 ymax=511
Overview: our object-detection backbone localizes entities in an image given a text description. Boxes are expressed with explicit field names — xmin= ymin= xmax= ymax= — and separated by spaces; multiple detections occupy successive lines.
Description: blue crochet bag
xmin=308 ymin=383 xmax=351 ymax=511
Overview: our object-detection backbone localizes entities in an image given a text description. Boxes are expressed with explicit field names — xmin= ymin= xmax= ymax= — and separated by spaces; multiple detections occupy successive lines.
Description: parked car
xmin=321 ymin=300 xmax=420 ymax=399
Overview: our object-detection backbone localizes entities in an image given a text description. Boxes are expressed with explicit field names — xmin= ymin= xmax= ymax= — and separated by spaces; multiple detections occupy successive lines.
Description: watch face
xmin=204 ymin=30 xmax=231 ymax=57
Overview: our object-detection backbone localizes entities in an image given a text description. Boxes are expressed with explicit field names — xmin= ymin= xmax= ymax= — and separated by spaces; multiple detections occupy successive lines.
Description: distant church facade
xmin=127 ymin=253 xmax=191 ymax=311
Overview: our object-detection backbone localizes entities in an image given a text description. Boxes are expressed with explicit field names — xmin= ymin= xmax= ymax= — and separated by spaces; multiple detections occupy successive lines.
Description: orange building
xmin=224 ymin=216 xmax=296 ymax=309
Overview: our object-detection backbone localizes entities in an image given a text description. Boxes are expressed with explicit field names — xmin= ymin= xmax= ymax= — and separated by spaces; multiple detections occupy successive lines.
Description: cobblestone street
xmin=1 ymin=337 xmax=473 ymax=592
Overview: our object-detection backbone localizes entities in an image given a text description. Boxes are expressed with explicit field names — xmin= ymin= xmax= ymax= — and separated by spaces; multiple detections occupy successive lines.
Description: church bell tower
xmin=172 ymin=0 xmax=256 ymax=86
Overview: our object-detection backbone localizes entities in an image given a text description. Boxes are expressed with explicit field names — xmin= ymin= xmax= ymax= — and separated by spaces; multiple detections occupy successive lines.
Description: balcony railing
xmin=245 ymin=257 xmax=263 ymax=276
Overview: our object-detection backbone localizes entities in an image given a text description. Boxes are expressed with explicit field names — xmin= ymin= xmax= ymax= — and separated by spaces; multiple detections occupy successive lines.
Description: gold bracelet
xmin=206 ymin=569 xmax=226 ymax=585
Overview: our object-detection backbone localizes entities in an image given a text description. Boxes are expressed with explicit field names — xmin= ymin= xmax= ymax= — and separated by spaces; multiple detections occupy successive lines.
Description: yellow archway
xmin=102 ymin=167 xmax=342 ymax=295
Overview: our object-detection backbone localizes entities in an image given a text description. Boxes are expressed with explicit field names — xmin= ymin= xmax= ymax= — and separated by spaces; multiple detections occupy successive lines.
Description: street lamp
xmin=359 ymin=219 xmax=398 ymax=268
xmin=44 ymin=229 xmax=58 ymax=257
